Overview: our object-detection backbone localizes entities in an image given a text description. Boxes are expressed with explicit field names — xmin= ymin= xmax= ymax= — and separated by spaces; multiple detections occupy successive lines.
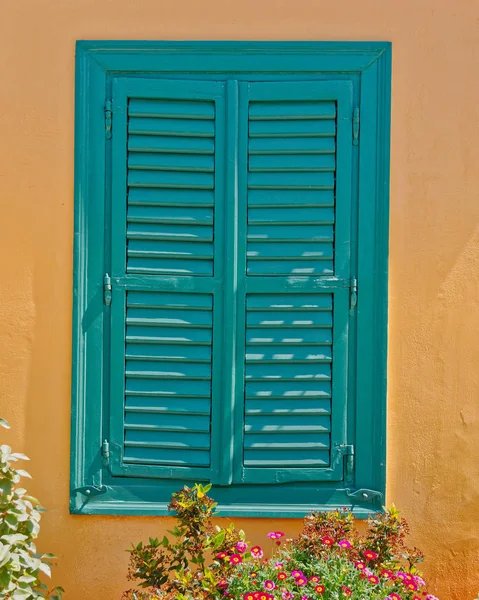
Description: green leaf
xmin=0 ymin=568 xmax=11 ymax=589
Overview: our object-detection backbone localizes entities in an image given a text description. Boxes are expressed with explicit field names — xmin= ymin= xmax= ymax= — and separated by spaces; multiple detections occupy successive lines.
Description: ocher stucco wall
xmin=0 ymin=0 xmax=478 ymax=598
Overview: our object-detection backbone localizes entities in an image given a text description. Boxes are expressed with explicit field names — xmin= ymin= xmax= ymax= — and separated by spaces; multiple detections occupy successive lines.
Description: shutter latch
xmin=345 ymin=488 xmax=384 ymax=504
xmin=352 ymin=107 xmax=360 ymax=145
xmin=105 ymin=100 xmax=112 ymax=139
xmin=350 ymin=278 xmax=358 ymax=312
xmin=72 ymin=483 xmax=109 ymax=498
xmin=103 ymin=273 xmax=112 ymax=306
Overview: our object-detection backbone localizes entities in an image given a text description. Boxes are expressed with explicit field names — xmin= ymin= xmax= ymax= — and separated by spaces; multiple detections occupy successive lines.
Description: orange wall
xmin=1 ymin=0 xmax=479 ymax=598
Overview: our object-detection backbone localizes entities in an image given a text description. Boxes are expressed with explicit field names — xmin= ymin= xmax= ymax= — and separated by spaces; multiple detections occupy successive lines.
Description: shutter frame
xmin=71 ymin=42 xmax=391 ymax=516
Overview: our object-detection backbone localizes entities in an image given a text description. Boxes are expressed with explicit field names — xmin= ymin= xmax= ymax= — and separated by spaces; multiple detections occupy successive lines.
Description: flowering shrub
xmin=0 ymin=418 xmax=63 ymax=599
xmin=122 ymin=484 xmax=439 ymax=600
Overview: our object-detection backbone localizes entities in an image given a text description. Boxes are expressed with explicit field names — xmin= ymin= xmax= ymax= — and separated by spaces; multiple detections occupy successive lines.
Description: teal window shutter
xmin=237 ymin=82 xmax=352 ymax=484
xmin=71 ymin=42 xmax=391 ymax=516
xmin=107 ymin=78 xmax=227 ymax=481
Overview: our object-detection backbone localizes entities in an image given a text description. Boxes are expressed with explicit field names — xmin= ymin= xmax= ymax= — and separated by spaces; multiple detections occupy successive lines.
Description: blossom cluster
xmin=215 ymin=530 xmax=437 ymax=600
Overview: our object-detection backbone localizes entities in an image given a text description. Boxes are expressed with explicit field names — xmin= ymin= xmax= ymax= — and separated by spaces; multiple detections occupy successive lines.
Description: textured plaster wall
xmin=0 ymin=0 xmax=478 ymax=598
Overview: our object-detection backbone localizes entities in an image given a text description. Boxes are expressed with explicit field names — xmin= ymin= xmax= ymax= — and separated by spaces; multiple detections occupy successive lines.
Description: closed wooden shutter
xmin=104 ymin=78 xmax=353 ymax=485
xmin=107 ymin=79 xmax=226 ymax=480
xmin=238 ymin=82 xmax=353 ymax=484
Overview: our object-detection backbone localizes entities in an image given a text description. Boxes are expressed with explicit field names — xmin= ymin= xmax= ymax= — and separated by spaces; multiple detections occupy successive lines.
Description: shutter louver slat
xmin=127 ymin=97 xmax=216 ymax=276
xmin=123 ymin=290 xmax=213 ymax=468
xmin=244 ymin=293 xmax=333 ymax=468
xmin=247 ymin=97 xmax=336 ymax=277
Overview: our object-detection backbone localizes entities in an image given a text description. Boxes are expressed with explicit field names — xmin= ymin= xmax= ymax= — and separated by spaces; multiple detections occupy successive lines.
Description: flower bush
xmin=0 ymin=418 xmax=63 ymax=599
xmin=122 ymin=484 xmax=439 ymax=600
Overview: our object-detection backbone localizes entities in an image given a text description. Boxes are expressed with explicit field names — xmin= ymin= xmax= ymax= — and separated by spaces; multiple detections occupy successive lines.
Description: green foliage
xmin=0 ymin=419 xmax=63 ymax=600
xmin=122 ymin=485 xmax=439 ymax=600
xmin=122 ymin=484 xmax=245 ymax=600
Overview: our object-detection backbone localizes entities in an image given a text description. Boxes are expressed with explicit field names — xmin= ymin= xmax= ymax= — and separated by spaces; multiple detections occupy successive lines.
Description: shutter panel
xmin=108 ymin=79 xmax=226 ymax=481
xmin=239 ymin=81 xmax=353 ymax=484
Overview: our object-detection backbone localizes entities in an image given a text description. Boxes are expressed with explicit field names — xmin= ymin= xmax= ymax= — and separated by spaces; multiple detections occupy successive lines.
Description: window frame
xmin=71 ymin=41 xmax=391 ymax=517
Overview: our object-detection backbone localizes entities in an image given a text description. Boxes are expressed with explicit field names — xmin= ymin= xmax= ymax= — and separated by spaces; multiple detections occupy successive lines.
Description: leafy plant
xmin=0 ymin=418 xmax=63 ymax=599
xmin=122 ymin=484 xmax=440 ymax=600
xmin=122 ymin=483 xmax=244 ymax=600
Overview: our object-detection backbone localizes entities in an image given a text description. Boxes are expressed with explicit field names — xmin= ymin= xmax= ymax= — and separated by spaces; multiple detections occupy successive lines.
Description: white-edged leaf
xmin=15 ymin=470 xmax=31 ymax=479
xmin=38 ymin=562 xmax=51 ymax=578
xmin=10 ymin=453 xmax=29 ymax=461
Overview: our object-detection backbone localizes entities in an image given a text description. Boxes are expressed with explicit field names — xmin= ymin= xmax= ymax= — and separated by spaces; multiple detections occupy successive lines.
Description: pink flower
xmin=364 ymin=568 xmax=373 ymax=577
xmin=341 ymin=587 xmax=352 ymax=597
xmin=338 ymin=540 xmax=352 ymax=549
xmin=355 ymin=561 xmax=366 ymax=570
xmin=251 ymin=546 xmax=263 ymax=559
xmin=291 ymin=570 xmax=304 ymax=579
xmin=275 ymin=562 xmax=284 ymax=569
xmin=282 ymin=592 xmax=293 ymax=600
xmin=363 ymin=550 xmax=378 ymax=561
xmin=414 ymin=576 xmax=426 ymax=587
xmin=309 ymin=576 xmax=320 ymax=583
xmin=236 ymin=541 xmax=248 ymax=553
xmin=229 ymin=554 xmax=242 ymax=565
xmin=268 ymin=531 xmax=285 ymax=539
xmin=322 ymin=537 xmax=334 ymax=546
xmin=264 ymin=581 xmax=275 ymax=591
xmin=381 ymin=570 xmax=393 ymax=579
xmin=295 ymin=576 xmax=307 ymax=587
xmin=368 ymin=575 xmax=379 ymax=584
xmin=301 ymin=596 xmax=309 ymax=600
xmin=425 ymin=596 xmax=439 ymax=600
xmin=388 ymin=594 xmax=401 ymax=600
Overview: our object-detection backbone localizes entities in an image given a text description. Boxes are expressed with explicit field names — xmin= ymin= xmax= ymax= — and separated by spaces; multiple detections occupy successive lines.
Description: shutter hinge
xmin=350 ymin=278 xmax=358 ymax=312
xmin=105 ymin=100 xmax=112 ymax=139
xmin=336 ymin=444 xmax=355 ymax=482
xmin=101 ymin=439 xmax=110 ymax=467
xmin=103 ymin=273 xmax=112 ymax=306
xmin=352 ymin=107 xmax=360 ymax=145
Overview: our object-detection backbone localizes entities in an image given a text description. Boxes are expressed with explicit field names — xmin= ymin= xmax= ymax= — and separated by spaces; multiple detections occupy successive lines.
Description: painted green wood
xmin=71 ymin=41 xmax=391 ymax=517
xmin=108 ymin=78 xmax=227 ymax=481
xmin=236 ymin=81 xmax=353 ymax=484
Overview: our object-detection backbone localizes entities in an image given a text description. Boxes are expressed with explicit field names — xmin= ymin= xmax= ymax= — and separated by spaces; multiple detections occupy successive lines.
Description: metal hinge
xmin=101 ymin=439 xmax=110 ymax=467
xmin=103 ymin=273 xmax=112 ymax=306
xmin=350 ymin=278 xmax=358 ymax=312
xmin=105 ymin=100 xmax=112 ymax=139
xmin=336 ymin=444 xmax=355 ymax=482
xmin=352 ymin=107 xmax=360 ymax=145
